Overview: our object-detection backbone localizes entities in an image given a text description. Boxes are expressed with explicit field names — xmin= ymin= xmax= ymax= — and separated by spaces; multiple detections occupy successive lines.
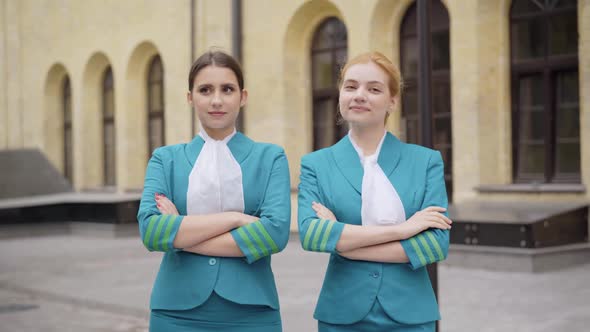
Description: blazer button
xmin=372 ymin=272 xmax=379 ymax=278
xmin=209 ymin=258 xmax=217 ymax=266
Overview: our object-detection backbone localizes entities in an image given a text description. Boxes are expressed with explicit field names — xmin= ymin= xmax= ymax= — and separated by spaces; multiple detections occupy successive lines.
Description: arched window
xmin=63 ymin=76 xmax=73 ymax=184
xmin=400 ymin=0 xmax=452 ymax=198
xmin=102 ymin=67 xmax=116 ymax=186
xmin=147 ymin=55 xmax=165 ymax=157
xmin=510 ymin=0 xmax=579 ymax=183
xmin=311 ymin=17 xmax=348 ymax=150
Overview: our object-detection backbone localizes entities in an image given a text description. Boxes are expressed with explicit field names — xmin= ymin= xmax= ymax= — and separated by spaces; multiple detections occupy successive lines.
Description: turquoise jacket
xmin=137 ymin=133 xmax=291 ymax=311
xmin=298 ymin=133 xmax=449 ymax=325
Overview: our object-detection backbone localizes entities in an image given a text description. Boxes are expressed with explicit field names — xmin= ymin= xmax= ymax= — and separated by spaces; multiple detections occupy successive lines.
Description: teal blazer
xmin=137 ymin=132 xmax=291 ymax=311
xmin=297 ymin=133 xmax=449 ymax=325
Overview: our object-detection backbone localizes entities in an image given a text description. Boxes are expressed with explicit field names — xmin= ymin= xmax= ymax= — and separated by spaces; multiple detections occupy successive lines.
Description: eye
xmin=343 ymin=85 xmax=356 ymax=91
xmin=370 ymin=87 xmax=382 ymax=93
xmin=198 ymin=86 xmax=211 ymax=94
xmin=222 ymin=85 xmax=235 ymax=93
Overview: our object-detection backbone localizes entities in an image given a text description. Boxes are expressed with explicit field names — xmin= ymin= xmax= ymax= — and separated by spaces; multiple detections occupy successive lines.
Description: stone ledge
xmin=444 ymin=242 xmax=590 ymax=273
xmin=476 ymin=184 xmax=586 ymax=193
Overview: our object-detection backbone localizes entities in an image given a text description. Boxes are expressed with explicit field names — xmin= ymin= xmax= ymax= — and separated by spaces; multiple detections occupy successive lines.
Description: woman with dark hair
xmin=298 ymin=51 xmax=452 ymax=331
xmin=137 ymin=50 xmax=290 ymax=331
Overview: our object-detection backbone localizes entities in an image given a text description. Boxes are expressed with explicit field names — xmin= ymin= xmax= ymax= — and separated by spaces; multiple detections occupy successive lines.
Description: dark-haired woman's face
xmin=187 ymin=65 xmax=247 ymax=137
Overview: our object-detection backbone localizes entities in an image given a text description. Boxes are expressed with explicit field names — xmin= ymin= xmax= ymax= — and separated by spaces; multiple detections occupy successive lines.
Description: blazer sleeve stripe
xmin=417 ymin=234 xmax=436 ymax=264
xmin=237 ymin=227 xmax=261 ymax=260
xmin=303 ymin=219 xmax=319 ymax=250
xmin=143 ymin=215 xmax=158 ymax=249
xmin=319 ymin=220 xmax=335 ymax=252
xmin=426 ymin=231 xmax=445 ymax=261
xmin=254 ymin=221 xmax=279 ymax=254
xmin=409 ymin=237 xmax=428 ymax=266
xmin=152 ymin=215 xmax=169 ymax=251
xmin=161 ymin=216 xmax=178 ymax=251
xmin=245 ymin=224 xmax=269 ymax=257
xmin=311 ymin=219 xmax=327 ymax=250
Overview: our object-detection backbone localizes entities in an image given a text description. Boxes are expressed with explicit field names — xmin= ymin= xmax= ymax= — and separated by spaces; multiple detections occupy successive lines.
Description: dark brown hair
xmin=188 ymin=50 xmax=244 ymax=91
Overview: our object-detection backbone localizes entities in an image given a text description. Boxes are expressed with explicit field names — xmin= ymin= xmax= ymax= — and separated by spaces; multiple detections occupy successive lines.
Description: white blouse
xmin=186 ymin=128 xmax=245 ymax=215
xmin=349 ymin=132 xmax=406 ymax=226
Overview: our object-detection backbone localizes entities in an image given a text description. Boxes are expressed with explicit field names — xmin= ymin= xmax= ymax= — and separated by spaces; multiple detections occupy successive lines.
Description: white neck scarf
xmin=186 ymin=128 xmax=245 ymax=215
xmin=349 ymin=132 xmax=406 ymax=226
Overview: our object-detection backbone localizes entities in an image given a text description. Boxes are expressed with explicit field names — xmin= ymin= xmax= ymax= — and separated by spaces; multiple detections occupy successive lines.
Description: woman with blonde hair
xmin=298 ymin=51 xmax=451 ymax=331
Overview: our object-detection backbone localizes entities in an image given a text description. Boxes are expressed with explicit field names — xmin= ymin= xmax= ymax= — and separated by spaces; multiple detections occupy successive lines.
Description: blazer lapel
xmin=184 ymin=135 xmax=205 ymax=166
xmin=330 ymin=135 xmax=363 ymax=194
xmin=377 ymin=132 xmax=402 ymax=178
xmin=227 ymin=132 xmax=254 ymax=164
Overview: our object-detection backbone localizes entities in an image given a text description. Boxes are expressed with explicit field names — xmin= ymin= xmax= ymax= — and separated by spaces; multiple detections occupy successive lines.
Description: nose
xmin=211 ymin=91 xmax=222 ymax=108
xmin=353 ymin=87 xmax=367 ymax=102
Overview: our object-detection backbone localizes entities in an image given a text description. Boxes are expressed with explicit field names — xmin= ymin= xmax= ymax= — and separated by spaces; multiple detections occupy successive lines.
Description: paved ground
xmin=0 ymin=224 xmax=588 ymax=332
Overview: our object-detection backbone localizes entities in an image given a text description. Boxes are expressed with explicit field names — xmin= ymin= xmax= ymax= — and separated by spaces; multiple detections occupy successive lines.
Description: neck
xmin=349 ymin=124 xmax=385 ymax=156
xmin=202 ymin=126 xmax=235 ymax=141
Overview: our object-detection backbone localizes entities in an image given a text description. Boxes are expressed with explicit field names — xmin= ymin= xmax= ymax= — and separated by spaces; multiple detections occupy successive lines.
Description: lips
xmin=349 ymin=105 xmax=370 ymax=112
xmin=208 ymin=111 xmax=227 ymax=117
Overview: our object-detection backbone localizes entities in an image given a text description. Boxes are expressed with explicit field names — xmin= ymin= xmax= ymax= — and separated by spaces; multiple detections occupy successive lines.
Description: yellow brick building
xmin=1 ymin=0 xmax=589 ymax=228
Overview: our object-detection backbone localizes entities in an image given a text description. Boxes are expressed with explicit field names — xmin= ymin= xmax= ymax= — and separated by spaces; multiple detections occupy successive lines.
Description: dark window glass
xmin=510 ymin=0 xmax=579 ymax=183
xmin=311 ymin=18 xmax=347 ymax=150
xmin=147 ymin=55 xmax=165 ymax=157
xmin=103 ymin=67 xmax=116 ymax=186
xmin=400 ymin=0 xmax=452 ymax=200
xmin=63 ymin=76 xmax=73 ymax=184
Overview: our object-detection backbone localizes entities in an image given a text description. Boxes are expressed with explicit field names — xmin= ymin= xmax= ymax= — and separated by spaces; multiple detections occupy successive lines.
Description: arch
xmin=124 ymin=41 xmax=162 ymax=189
xmin=283 ymin=0 xmax=345 ymax=182
xmin=368 ymin=0 xmax=450 ymax=135
xmin=79 ymin=52 xmax=113 ymax=189
xmin=43 ymin=63 xmax=70 ymax=178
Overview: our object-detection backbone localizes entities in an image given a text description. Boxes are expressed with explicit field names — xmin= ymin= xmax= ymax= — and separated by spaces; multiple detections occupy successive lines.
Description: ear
xmin=240 ymin=89 xmax=248 ymax=107
xmin=187 ymin=91 xmax=193 ymax=105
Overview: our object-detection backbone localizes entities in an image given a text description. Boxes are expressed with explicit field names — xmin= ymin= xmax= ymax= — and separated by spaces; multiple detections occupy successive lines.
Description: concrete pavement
xmin=0 ymin=224 xmax=588 ymax=331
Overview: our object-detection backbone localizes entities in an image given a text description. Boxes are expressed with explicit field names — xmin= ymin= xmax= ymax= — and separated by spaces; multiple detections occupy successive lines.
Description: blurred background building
xmin=1 ymin=0 xmax=589 ymax=244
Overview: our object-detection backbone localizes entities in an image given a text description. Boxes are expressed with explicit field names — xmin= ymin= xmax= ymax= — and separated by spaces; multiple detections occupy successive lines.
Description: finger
xmin=428 ymin=216 xmax=451 ymax=229
xmin=312 ymin=205 xmax=321 ymax=212
xmin=424 ymin=206 xmax=446 ymax=213
xmin=428 ymin=221 xmax=449 ymax=230
xmin=429 ymin=212 xmax=452 ymax=225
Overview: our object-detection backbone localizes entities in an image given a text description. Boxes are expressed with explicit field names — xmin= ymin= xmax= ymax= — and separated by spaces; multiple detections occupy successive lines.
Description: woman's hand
xmin=312 ymin=201 xmax=337 ymax=221
xmin=395 ymin=206 xmax=452 ymax=240
xmin=155 ymin=193 xmax=179 ymax=215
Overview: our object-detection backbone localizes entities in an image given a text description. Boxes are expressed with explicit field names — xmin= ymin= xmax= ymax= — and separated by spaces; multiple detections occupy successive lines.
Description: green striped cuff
xmin=401 ymin=230 xmax=445 ymax=270
xmin=301 ymin=218 xmax=343 ymax=253
xmin=142 ymin=214 xmax=183 ymax=252
xmin=231 ymin=220 xmax=279 ymax=263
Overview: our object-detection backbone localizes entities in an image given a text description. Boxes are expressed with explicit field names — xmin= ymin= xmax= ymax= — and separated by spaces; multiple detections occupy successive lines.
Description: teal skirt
xmin=318 ymin=298 xmax=435 ymax=332
xmin=150 ymin=292 xmax=282 ymax=332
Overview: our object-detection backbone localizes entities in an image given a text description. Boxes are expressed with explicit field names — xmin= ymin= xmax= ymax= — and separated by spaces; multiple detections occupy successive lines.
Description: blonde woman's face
xmin=338 ymin=62 xmax=395 ymax=128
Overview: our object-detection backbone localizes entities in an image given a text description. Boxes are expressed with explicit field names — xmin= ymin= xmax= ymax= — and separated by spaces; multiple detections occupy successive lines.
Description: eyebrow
xmin=343 ymin=79 xmax=386 ymax=85
xmin=196 ymin=82 xmax=238 ymax=88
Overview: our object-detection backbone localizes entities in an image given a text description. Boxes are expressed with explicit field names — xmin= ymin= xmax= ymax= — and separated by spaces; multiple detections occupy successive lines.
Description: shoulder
xmin=150 ymin=143 xmax=187 ymax=160
xmin=401 ymin=142 xmax=442 ymax=164
xmin=301 ymin=147 xmax=331 ymax=166
xmin=250 ymin=141 xmax=287 ymax=164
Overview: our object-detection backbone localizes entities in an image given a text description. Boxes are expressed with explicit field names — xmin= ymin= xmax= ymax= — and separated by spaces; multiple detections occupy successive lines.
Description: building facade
xmin=1 ymin=0 xmax=589 ymax=228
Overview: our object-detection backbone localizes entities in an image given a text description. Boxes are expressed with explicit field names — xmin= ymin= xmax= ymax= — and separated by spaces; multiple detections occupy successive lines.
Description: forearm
xmin=335 ymin=224 xmax=406 ymax=252
xmin=339 ymin=241 xmax=409 ymax=263
xmin=173 ymin=212 xmax=241 ymax=248
xmin=183 ymin=232 xmax=244 ymax=257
